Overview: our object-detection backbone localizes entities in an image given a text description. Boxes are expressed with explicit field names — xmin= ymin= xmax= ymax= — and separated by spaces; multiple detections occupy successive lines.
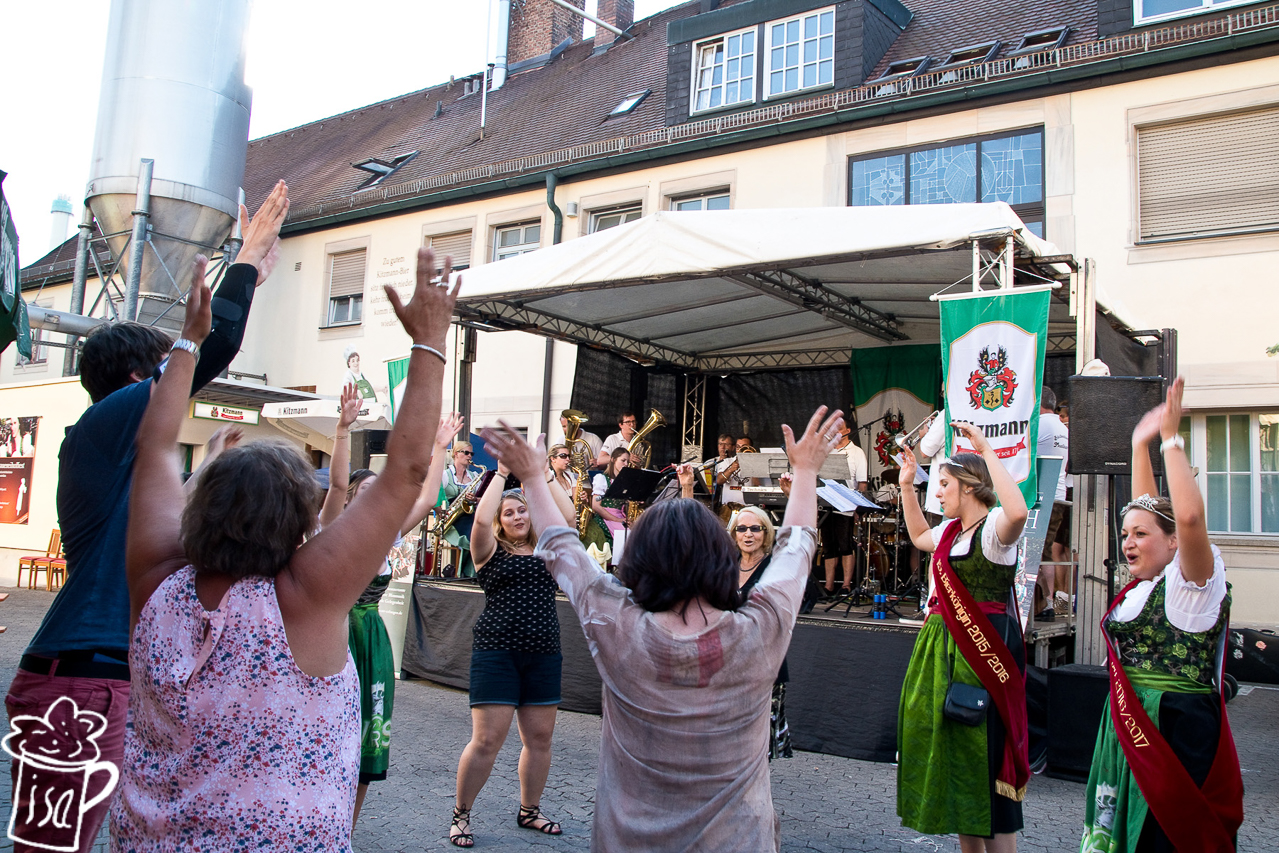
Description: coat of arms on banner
xmin=873 ymin=408 xmax=906 ymax=469
xmin=967 ymin=346 xmax=1019 ymax=411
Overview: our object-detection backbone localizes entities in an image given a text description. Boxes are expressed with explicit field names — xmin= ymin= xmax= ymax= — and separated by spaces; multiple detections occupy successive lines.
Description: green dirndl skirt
xmin=349 ymin=598 xmax=395 ymax=782
xmin=897 ymin=613 xmax=1022 ymax=837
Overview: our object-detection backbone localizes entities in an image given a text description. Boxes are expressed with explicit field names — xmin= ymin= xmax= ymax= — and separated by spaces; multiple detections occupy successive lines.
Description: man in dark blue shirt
xmin=5 ymin=181 xmax=288 ymax=853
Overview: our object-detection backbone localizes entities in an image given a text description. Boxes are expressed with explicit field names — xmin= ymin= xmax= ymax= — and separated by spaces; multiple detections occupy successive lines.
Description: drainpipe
xmin=541 ymin=172 xmax=564 ymax=436
xmin=491 ymin=0 xmax=510 ymax=90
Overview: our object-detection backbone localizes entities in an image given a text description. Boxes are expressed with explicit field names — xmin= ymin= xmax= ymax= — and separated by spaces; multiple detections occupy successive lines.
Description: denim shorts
xmin=469 ymin=649 xmax=563 ymax=707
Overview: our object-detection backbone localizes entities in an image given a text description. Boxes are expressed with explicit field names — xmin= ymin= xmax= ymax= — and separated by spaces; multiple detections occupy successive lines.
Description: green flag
xmin=0 ymin=171 xmax=31 ymax=360
xmin=849 ymin=344 xmax=940 ymax=480
xmin=939 ymin=288 xmax=1050 ymax=507
xmin=386 ymin=354 xmax=411 ymax=423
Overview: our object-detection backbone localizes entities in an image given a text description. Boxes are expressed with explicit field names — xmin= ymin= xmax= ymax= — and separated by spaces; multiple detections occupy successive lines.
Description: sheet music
xmin=817 ymin=479 xmax=883 ymax=512
xmin=890 ymin=452 xmax=929 ymax=484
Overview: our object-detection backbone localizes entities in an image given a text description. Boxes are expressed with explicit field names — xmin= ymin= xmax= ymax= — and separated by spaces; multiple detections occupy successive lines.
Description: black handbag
xmin=942 ymin=631 xmax=990 ymax=727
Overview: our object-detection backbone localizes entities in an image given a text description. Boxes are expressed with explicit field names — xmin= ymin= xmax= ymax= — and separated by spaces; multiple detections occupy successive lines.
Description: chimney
xmin=49 ymin=195 xmax=73 ymax=252
xmin=507 ymin=0 xmax=584 ymax=68
xmin=594 ymin=0 xmax=634 ymax=46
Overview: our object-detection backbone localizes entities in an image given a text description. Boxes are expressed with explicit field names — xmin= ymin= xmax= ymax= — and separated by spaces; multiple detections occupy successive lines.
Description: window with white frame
xmin=1136 ymin=0 xmax=1255 ymax=25
xmin=326 ymin=248 xmax=366 ymax=326
xmin=691 ymin=27 xmax=757 ymax=113
xmin=494 ymin=222 xmax=541 ymax=261
xmin=589 ymin=205 xmax=642 ymax=233
xmin=765 ymin=7 xmax=835 ymax=99
xmin=1136 ymin=105 xmax=1279 ymax=243
xmin=670 ymin=190 xmax=730 ymax=212
xmin=1182 ymin=412 xmax=1279 ymax=534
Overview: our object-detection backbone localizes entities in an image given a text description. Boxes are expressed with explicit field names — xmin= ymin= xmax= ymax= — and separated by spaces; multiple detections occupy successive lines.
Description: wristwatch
xmin=1159 ymin=434 xmax=1185 ymax=453
xmin=170 ymin=338 xmax=201 ymax=361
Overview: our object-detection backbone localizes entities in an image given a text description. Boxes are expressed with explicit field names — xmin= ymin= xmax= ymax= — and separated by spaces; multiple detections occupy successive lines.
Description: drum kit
xmin=820 ymin=472 xmax=924 ymax=618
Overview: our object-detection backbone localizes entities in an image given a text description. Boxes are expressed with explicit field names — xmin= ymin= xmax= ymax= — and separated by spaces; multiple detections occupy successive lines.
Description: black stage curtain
xmin=401 ymin=581 xmax=917 ymax=762
xmin=1095 ymin=312 xmax=1160 ymax=377
xmin=571 ymin=346 xmax=681 ymax=467
xmin=717 ymin=368 xmax=854 ymax=449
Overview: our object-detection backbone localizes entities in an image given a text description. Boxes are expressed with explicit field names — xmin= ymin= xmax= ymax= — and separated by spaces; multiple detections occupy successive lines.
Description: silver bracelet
xmin=170 ymin=338 xmax=200 ymax=361
xmin=411 ymin=343 xmax=446 ymax=363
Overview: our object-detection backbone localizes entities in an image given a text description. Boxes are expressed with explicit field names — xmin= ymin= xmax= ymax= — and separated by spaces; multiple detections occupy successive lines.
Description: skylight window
xmin=610 ymin=89 xmax=651 ymax=118
xmin=351 ymin=151 xmax=419 ymax=188
xmin=942 ymin=42 xmax=1000 ymax=66
xmin=882 ymin=56 xmax=930 ymax=78
xmin=1014 ymin=27 xmax=1069 ymax=52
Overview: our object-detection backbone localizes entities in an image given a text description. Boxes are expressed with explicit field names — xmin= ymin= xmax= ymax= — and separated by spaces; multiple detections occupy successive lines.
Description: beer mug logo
xmin=3 ymin=696 xmax=119 ymax=851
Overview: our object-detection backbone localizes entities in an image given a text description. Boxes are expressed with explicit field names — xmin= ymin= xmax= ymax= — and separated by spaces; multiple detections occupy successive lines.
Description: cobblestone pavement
xmin=2 ymin=587 xmax=1276 ymax=851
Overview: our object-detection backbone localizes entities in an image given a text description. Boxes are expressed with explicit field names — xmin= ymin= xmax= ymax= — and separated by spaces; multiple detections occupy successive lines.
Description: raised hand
xmin=479 ymin=421 xmax=544 ymax=483
xmin=782 ymin=405 xmax=845 ymax=473
xmin=435 ymin=411 xmax=464 ymax=449
xmin=1160 ymin=376 xmax=1185 ymax=441
xmin=387 ymin=247 xmax=460 ymax=348
xmin=950 ymin=420 xmax=991 ymax=455
xmin=206 ymin=426 xmax=244 ymax=462
xmin=238 ymin=180 xmax=289 ymax=281
xmin=337 ymin=383 xmax=362 ymax=430
xmin=676 ymin=464 xmax=695 ymax=489
xmin=1132 ymin=405 xmax=1165 ymax=449
xmin=181 ymin=255 xmax=212 ymax=346
xmin=898 ymin=446 xmax=918 ymax=486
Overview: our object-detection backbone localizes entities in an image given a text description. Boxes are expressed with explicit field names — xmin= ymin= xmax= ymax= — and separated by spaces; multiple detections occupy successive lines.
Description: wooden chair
xmin=17 ymin=530 xmax=59 ymax=589
xmin=42 ymin=549 xmax=67 ymax=591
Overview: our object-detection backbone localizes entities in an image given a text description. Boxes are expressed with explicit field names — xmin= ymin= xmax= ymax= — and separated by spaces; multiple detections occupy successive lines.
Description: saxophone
xmin=563 ymin=410 xmax=595 ymax=538
xmin=436 ymin=465 xmax=487 ymax=538
xmin=624 ymin=408 xmax=666 ymax=524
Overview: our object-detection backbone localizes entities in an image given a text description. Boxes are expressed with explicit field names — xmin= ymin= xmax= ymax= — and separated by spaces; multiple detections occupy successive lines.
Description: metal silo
xmin=85 ymin=0 xmax=253 ymax=329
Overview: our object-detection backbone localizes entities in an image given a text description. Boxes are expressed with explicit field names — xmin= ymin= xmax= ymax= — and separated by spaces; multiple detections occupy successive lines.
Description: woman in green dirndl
xmin=589 ymin=447 xmax=631 ymax=554
xmin=320 ymin=390 xmax=460 ymax=826
xmin=896 ymin=421 xmax=1029 ymax=853
xmin=1079 ymin=378 xmax=1242 ymax=853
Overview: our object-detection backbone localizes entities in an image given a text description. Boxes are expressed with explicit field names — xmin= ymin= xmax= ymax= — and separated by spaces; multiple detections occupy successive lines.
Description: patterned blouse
xmin=473 ymin=548 xmax=561 ymax=654
xmin=113 ymin=567 xmax=361 ymax=851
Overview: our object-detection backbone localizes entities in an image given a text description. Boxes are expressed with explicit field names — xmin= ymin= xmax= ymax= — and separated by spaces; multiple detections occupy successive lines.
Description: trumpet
xmin=895 ymin=411 xmax=941 ymax=451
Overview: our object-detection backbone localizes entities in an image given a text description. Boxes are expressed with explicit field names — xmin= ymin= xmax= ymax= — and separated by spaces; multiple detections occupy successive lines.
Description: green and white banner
xmin=939 ymin=288 xmax=1050 ymax=507
xmin=849 ymin=344 xmax=940 ymax=482
xmin=0 ymin=171 xmax=31 ymax=360
xmin=385 ymin=354 xmax=411 ymax=424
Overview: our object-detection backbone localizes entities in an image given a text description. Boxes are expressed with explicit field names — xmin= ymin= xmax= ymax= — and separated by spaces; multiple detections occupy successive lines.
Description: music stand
xmin=734 ymin=452 xmax=789 ymax=480
xmin=603 ymin=467 xmax=665 ymax=505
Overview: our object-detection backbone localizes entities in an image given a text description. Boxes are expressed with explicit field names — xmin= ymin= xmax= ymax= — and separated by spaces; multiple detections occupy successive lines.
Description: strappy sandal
xmin=517 ymin=804 xmax=562 ymax=835
xmin=449 ymin=805 xmax=474 ymax=848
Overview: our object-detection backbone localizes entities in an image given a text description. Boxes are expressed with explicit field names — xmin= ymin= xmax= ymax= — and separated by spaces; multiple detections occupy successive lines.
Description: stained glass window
xmin=910 ymin=144 xmax=978 ymax=204
xmin=850 ymin=155 xmax=905 ymax=206
xmin=981 ymin=133 xmax=1043 ymax=205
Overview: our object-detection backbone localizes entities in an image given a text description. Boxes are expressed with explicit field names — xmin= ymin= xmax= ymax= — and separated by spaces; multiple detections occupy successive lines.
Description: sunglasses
xmin=456 ymin=450 xmax=473 ymax=456
xmin=734 ymin=525 xmax=764 ymax=534
xmin=552 ymin=453 xmax=570 ymax=459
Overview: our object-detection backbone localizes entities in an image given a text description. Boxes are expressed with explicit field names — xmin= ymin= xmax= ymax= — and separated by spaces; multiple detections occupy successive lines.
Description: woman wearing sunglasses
xmin=732 ymin=505 xmax=793 ymax=760
xmin=441 ymin=441 xmax=480 ymax=577
xmin=546 ymin=443 xmax=575 ymax=495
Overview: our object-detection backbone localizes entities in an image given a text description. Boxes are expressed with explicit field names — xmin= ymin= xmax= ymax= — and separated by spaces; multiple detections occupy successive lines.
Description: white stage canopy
xmin=454 ymin=204 xmax=1127 ymax=372
xmin=261 ymin=399 xmax=390 ymax=454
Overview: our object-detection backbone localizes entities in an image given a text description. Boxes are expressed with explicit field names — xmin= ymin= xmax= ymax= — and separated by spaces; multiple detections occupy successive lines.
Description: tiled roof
xmin=870 ymin=0 xmax=1097 ymax=78
xmin=243 ymin=3 xmax=686 ymax=218
xmin=19 ymin=228 xmax=110 ymax=290
xmin=239 ymin=0 xmax=1279 ymax=226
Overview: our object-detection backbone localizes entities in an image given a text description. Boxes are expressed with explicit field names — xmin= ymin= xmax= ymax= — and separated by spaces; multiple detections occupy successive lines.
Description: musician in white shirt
xmin=820 ymin=426 xmax=868 ymax=596
xmin=597 ymin=411 xmax=638 ymax=468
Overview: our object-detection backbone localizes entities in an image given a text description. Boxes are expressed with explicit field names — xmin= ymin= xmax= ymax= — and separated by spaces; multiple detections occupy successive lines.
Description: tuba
xmin=563 ymin=410 xmax=595 ymax=538
xmin=625 ymin=408 xmax=666 ymax=470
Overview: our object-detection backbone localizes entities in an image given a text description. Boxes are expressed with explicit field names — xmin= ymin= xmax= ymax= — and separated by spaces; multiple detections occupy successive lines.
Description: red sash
xmin=931 ymin=518 xmax=1030 ymax=800
xmin=1102 ymin=580 xmax=1243 ymax=851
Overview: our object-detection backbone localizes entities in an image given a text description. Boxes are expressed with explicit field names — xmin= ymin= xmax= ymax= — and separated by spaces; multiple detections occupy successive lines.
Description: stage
xmin=401 ymin=579 xmax=921 ymax=763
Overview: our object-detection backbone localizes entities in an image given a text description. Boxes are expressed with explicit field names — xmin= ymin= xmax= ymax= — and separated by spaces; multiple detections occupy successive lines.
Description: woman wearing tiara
xmin=1079 ymin=378 xmax=1242 ymax=853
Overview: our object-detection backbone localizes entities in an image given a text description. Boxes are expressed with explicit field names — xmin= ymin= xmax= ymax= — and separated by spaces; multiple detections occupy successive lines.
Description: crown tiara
xmin=1121 ymin=493 xmax=1175 ymax=524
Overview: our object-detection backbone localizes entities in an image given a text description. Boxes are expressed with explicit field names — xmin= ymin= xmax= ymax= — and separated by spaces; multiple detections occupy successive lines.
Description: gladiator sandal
xmin=517 ymin=804 xmax=563 ymax=835
xmin=449 ymin=805 xmax=474 ymax=848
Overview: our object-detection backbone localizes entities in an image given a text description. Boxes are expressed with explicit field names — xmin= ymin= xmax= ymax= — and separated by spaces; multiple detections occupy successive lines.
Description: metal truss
xmin=1046 ymin=333 xmax=1078 ymax=354
xmin=681 ymin=373 xmax=707 ymax=452
xmin=726 ymin=269 xmax=907 ymax=342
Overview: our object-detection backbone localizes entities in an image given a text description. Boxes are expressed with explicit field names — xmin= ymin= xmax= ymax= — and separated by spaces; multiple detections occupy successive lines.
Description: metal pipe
xmin=546 ymin=173 xmax=563 ymax=245
xmin=64 ymin=208 xmax=94 ymax=374
xmin=479 ymin=64 xmax=494 ymax=139
xmin=225 ymin=187 xmax=245 ymax=264
xmin=540 ymin=171 xmax=564 ymax=437
xmin=491 ymin=0 xmax=511 ymax=90
xmin=28 ymin=305 xmax=109 ymax=337
xmin=124 ymin=158 xmax=154 ymax=321
xmin=545 ymin=0 xmax=627 ymax=37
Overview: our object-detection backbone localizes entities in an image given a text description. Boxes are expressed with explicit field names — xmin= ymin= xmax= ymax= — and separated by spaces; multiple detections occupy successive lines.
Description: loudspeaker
xmin=1067 ymin=376 xmax=1164 ymax=475
xmin=1046 ymin=663 xmax=1109 ymax=782
xmin=350 ymin=429 xmax=391 ymax=470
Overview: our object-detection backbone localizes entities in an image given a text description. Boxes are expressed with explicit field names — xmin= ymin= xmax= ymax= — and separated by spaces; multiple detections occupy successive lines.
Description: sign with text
xmin=192 ymin=402 xmax=260 ymax=425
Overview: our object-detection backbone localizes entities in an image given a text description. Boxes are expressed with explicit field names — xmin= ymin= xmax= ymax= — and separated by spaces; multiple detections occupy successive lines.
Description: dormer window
xmin=351 ymin=151 xmax=418 ymax=189
xmin=1014 ymin=27 xmax=1070 ymax=52
xmin=692 ymin=28 xmax=757 ymax=113
xmin=942 ymin=42 xmax=1000 ymax=67
xmin=764 ymin=7 xmax=835 ymax=100
xmin=1136 ymin=0 xmax=1253 ymax=25
xmin=878 ymin=56 xmax=931 ymax=79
